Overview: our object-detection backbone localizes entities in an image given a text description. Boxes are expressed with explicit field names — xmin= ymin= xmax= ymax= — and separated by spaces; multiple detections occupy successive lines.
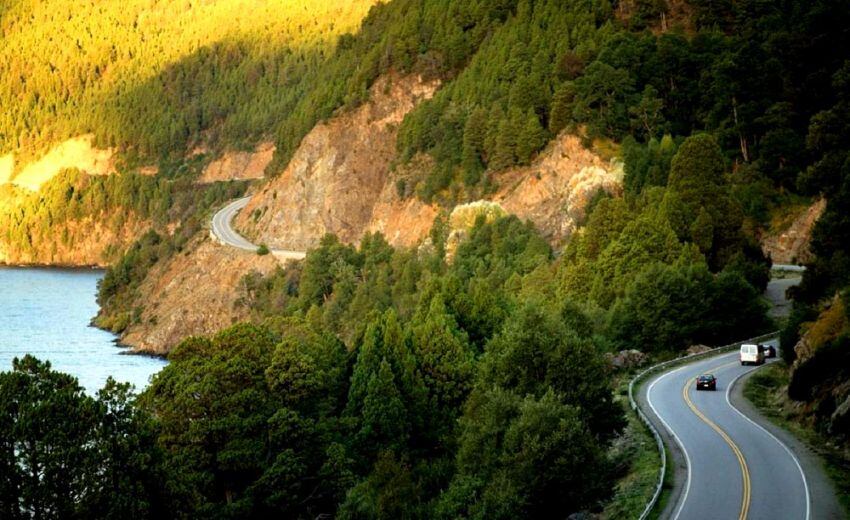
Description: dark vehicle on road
xmin=696 ymin=374 xmax=717 ymax=391
xmin=763 ymin=344 xmax=777 ymax=358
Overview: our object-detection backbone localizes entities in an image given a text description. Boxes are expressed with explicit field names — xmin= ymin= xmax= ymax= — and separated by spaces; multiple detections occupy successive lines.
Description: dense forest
xmin=1 ymin=131 xmax=775 ymax=518
xmin=0 ymin=0 xmax=378 ymax=165
xmin=779 ymin=57 xmax=850 ymax=441
xmin=2 ymin=0 xmax=850 ymax=517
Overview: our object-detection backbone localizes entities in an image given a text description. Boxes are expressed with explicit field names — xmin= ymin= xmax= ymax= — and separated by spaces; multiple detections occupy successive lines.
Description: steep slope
xmin=119 ymin=236 xmax=280 ymax=354
xmin=0 ymin=0 xmax=379 ymax=162
xmin=235 ymin=73 xmax=441 ymax=250
xmin=117 ymin=71 xmax=624 ymax=353
xmin=235 ymin=73 xmax=622 ymax=254
xmin=761 ymin=198 xmax=826 ymax=265
xmin=494 ymin=135 xmax=623 ymax=246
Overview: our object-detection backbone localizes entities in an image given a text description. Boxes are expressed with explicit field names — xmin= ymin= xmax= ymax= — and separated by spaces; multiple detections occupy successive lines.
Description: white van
xmin=740 ymin=344 xmax=765 ymax=366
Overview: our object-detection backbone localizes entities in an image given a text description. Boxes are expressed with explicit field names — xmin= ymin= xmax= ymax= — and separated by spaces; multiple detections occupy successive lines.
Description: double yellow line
xmin=681 ymin=362 xmax=751 ymax=520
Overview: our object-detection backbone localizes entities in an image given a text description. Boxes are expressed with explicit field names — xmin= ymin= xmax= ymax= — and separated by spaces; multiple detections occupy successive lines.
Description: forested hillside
xmin=2 ymin=0 xmax=850 ymax=518
xmin=0 ymin=0 xmax=378 ymax=164
xmin=780 ymin=59 xmax=850 ymax=442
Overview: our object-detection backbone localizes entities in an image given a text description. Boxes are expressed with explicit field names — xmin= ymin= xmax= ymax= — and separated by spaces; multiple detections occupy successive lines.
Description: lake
xmin=0 ymin=267 xmax=167 ymax=394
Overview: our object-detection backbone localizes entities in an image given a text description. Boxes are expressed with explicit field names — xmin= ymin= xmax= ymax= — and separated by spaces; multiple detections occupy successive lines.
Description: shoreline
xmin=0 ymin=262 xmax=107 ymax=271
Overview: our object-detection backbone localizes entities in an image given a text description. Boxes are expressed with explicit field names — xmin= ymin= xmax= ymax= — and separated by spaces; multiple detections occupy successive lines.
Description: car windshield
xmin=698 ymin=375 xmax=713 ymax=381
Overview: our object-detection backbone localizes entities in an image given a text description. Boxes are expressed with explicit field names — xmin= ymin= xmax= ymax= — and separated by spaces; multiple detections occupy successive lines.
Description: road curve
xmin=642 ymin=341 xmax=817 ymax=520
xmin=210 ymin=197 xmax=305 ymax=260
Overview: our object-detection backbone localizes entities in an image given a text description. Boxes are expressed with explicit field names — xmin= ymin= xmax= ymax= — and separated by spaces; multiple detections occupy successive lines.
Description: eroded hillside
xmin=114 ymin=72 xmax=624 ymax=353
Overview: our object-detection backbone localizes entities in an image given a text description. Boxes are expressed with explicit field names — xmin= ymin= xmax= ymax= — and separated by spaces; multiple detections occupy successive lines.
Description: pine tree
xmin=461 ymin=107 xmax=488 ymax=185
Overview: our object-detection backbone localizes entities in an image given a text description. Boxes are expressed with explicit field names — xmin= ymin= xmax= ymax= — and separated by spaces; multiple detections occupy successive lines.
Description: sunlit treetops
xmin=0 ymin=0 xmax=379 ymax=162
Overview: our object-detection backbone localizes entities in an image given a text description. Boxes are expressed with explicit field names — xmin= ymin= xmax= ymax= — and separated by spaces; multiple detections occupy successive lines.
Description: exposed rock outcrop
xmin=198 ymin=142 xmax=275 ymax=183
xmin=0 ymin=135 xmax=116 ymax=191
xmin=120 ymin=237 xmax=280 ymax=354
xmin=495 ymin=134 xmax=624 ymax=247
xmin=236 ymin=76 xmax=622 ymax=254
xmin=762 ymin=198 xmax=825 ymax=265
xmin=236 ymin=73 xmax=441 ymax=250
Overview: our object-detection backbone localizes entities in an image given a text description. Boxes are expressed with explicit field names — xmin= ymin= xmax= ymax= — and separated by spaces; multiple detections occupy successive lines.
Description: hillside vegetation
xmin=0 ymin=0 xmax=378 ymax=164
xmin=1 ymin=0 xmax=850 ymax=518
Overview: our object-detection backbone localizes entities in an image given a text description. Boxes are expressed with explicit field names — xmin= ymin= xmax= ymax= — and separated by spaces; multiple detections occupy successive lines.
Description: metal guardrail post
xmin=628 ymin=331 xmax=780 ymax=520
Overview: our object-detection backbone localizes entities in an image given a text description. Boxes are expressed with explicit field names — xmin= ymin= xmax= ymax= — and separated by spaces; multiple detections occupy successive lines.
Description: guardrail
xmin=771 ymin=264 xmax=806 ymax=273
xmin=628 ymin=330 xmax=780 ymax=520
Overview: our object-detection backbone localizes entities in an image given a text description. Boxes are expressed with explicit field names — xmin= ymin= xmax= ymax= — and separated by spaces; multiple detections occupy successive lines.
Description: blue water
xmin=0 ymin=267 xmax=167 ymax=394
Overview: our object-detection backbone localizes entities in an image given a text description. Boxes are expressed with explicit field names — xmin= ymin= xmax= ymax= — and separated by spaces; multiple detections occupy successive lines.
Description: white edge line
xmin=725 ymin=362 xmax=812 ymax=520
xmin=646 ymin=363 xmax=696 ymax=520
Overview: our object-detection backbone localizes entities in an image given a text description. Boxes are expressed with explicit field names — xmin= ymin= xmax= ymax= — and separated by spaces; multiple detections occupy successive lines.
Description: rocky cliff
xmin=494 ymin=134 xmax=623 ymax=246
xmin=116 ymin=73 xmax=626 ymax=353
xmin=197 ymin=142 xmax=275 ymax=184
xmin=235 ymin=73 xmax=441 ymax=249
xmin=119 ymin=236 xmax=280 ymax=354
xmin=235 ymin=73 xmax=622 ymax=253
xmin=762 ymin=198 xmax=825 ymax=265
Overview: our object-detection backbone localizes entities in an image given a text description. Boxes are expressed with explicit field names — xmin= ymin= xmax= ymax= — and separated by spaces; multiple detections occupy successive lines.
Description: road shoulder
xmin=636 ymin=370 xmax=690 ymax=520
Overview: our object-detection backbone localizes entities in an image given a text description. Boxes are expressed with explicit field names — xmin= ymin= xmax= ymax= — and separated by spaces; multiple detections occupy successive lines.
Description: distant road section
xmin=772 ymin=264 xmax=807 ymax=272
xmin=210 ymin=197 xmax=306 ymax=260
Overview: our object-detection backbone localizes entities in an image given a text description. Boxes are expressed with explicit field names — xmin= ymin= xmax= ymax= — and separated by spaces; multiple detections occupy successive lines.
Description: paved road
xmin=645 ymin=342 xmax=811 ymax=519
xmin=641 ymin=341 xmax=836 ymax=520
xmin=765 ymin=277 xmax=802 ymax=318
xmin=772 ymin=264 xmax=807 ymax=272
xmin=210 ymin=197 xmax=305 ymax=260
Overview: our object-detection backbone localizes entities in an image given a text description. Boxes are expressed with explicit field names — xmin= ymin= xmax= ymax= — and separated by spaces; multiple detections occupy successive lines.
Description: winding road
xmin=640 ymin=341 xmax=843 ymax=519
xmin=213 ymin=195 xmax=840 ymax=517
xmin=210 ymin=196 xmax=305 ymax=260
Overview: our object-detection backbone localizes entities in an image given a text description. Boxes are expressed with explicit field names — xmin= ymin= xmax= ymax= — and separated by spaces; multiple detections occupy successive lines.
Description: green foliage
xmin=141 ymin=321 xmax=351 ymax=518
xmin=0 ymin=356 xmax=168 ymax=519
xmin=440 ymin=388 xmax=608 ymax=519
xmin=395 ymin=0 xmax=612 ymax=199
xmin=609 ymin=261 xmax=770 ymax=353
xmin=0 ymin=1 xmax=378 ymax=165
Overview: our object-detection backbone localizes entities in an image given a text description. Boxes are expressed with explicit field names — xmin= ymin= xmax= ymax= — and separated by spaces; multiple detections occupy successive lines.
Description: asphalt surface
xmin=210 ymin=197 xmax=305 ymax=260
xmin=765 ymin=277 xmax=801 ymax=318
xmin=641 ymin=340 xmax=843 ymax=520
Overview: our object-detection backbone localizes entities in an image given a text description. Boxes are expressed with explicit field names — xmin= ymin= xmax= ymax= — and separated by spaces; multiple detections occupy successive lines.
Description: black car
xmin=763 ymin=344 xmax=777 ymax=358
xmin=696 ymin=374 xmax=717 ymax=391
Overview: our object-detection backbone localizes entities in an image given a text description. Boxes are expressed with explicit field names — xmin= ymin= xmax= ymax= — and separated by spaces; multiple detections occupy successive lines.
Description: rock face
xmin=608 ymin=349 xmax=647 ymax=369
xmin=120 ymin=237 xmax=280 ymax=354
xmin=236 ymin=73 xmax=441 ymax=250
xmin=237 ymin=75 xmax=622 ymax=254
xmin=116 ymin=74 xmax=625 ymax=353
xmin=495 ymin=134 xmax=624 ymax=246
xmin=198 ymin=142 xmax=275 ymax=183
xmin=762 ymin=198 xmax=826 ymax=264
xmin=0 ymin=135 xmax=116 ymax=191
xmin=686 ymin=344 xmax=712 ymax=356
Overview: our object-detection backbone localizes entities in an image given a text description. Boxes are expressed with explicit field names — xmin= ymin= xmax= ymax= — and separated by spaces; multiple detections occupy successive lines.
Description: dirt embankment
xmin=197 ymin=142 xmax=275 ymax=183
xmin=118 ymin=73 xmax=624 ymax=353
xmin=235 ymin=73 xmax=441 ymax=250
xmin=120 ymin=236 xmax=280 ymax=354
xmin=761 ymin=198 xmax=825 ymax=265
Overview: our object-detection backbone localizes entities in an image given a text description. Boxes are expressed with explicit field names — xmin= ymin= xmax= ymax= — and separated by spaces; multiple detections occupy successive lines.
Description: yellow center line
xmin=682 ymin=361 xmax=751 ymax=520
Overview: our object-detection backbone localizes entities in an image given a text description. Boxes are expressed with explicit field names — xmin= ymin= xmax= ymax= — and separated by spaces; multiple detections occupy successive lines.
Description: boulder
xmin=686 ymin=344 xmax=712 ymax=356
xmin=609 ymin=349 xmax=647 ymax=369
